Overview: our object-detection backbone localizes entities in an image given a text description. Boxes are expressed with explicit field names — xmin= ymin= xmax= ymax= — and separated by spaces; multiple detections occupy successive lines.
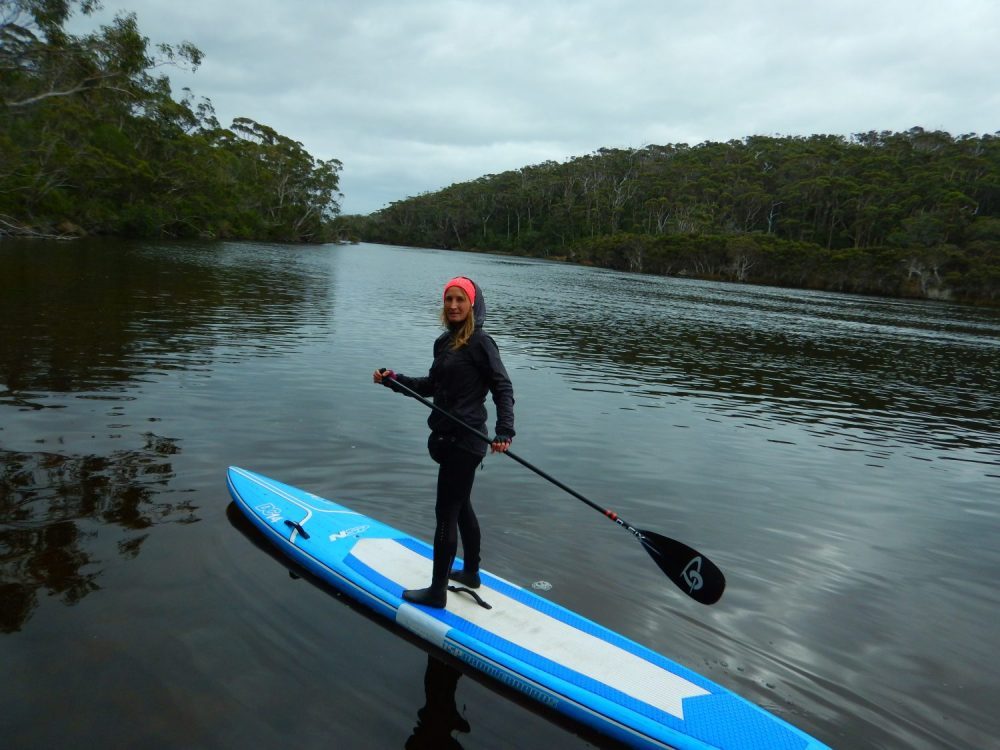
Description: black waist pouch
xmin=427 ymin=432 xmax=455 ymax=464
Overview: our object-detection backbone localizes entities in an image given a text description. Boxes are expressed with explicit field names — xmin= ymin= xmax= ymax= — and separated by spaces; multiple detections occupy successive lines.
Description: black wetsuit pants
xmin=430 ymin=445 xmax=482 ymax=588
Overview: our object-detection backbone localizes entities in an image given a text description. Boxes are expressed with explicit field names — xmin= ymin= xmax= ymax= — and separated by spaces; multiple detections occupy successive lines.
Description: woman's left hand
xmin=490 ymin=436 xmax=512 ymax=453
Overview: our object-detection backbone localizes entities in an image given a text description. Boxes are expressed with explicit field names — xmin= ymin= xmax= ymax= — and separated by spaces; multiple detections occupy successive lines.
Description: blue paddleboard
xmin=226 ymin=466 xmax=830 ymax=750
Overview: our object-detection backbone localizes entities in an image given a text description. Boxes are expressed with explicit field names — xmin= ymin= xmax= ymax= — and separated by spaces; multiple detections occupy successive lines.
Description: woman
xmin=373 ymin=276 xmax=515 ymax=609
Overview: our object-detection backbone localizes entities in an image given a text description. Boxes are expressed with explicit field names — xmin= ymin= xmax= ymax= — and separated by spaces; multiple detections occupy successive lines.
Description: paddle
xmin=379 ymin=372 xmax=726 ymax=605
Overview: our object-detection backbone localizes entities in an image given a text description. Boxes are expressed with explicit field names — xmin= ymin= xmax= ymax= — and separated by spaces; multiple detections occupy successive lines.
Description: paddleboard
xmin=226 ymin=466 xmax=830 ymax=750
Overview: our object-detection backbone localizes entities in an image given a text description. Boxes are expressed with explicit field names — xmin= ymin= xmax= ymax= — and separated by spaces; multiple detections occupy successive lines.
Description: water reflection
xmin=0 ymin=436 xmax=195 ymax=632
xmin=226 ymin=503 xmax=473 ymax=746
xmin=0 ymin=239 xmax=334 ymax=633
xmin=406 ymin=654 xmax=470 ymax=750
xmin=499 ymin=269 xmax=1000 ymax=457
xmin=0 ymin=239 xmax=333 ymax=395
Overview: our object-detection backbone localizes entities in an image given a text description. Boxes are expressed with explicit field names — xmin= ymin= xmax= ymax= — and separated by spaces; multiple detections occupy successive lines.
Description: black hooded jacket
xmin=388 ymin=280 xmax=515 ymax=457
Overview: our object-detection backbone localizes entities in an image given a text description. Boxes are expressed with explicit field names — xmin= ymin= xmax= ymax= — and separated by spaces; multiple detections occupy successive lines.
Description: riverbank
xmin=363 ymin=232 xmax=999 ymax=307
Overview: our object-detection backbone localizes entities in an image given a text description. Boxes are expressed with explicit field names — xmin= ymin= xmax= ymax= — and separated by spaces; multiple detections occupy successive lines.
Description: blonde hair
xmin=440 ymin=299 xmax=476 ymax=349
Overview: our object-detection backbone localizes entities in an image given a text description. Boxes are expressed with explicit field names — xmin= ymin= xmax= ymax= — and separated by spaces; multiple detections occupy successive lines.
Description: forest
xmin=0 ymin=0 xmax=342 ymax=242
xmin=348 ymin=130 xmax=1000 ymax=305
xmin=4 ymin=3 xmax=998 ymax=304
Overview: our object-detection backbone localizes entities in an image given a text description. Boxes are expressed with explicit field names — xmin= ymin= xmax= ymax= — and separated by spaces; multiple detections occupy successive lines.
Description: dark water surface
xmin=1 ymin=239 xmax=997 ymax=749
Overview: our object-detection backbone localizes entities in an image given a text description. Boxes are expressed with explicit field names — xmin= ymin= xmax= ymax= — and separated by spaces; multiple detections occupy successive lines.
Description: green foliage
xmin=358 ymin=129 xmax=1000 ymax=305
xmin=0 ymin=0 xmax=341 ymax=242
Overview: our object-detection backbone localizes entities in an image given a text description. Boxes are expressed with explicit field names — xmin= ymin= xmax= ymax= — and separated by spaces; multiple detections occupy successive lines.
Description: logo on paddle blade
xmin=329 ymin=525 xmax=370 ymax=542
xmin=681 ymin=556 xmax=704 ymax=592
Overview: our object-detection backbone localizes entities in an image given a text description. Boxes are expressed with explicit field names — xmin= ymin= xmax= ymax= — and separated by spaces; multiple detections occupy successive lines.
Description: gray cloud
xmin=72 ymin=0 xmax=1000 ymax=214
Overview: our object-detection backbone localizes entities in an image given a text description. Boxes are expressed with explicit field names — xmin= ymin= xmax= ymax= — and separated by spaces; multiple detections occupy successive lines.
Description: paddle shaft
xmin=385 ymin=374 xmax=645 ymax=536
xmin=380 ymin=371 xmax=726 ymax=605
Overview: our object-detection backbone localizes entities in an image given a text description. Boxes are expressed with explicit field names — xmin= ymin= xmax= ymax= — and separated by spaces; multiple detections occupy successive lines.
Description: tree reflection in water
xmin=0 ymin=434 xmax=197 ymax=633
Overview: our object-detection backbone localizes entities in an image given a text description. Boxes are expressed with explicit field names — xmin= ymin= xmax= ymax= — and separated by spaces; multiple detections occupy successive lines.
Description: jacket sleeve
xmin=480 ymin=335 xmax=515 ymax=438
xmin=387 ymin=371 xmax=434 ymax=397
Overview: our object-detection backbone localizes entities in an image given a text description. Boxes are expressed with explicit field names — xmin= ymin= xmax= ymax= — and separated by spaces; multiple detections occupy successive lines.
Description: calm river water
xmin=1 ymin=239 xmax=997 ymax=749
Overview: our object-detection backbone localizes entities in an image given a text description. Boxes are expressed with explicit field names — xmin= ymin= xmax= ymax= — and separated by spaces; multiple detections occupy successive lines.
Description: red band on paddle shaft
xmin=443 ymin=277 xmax=476 ymax=305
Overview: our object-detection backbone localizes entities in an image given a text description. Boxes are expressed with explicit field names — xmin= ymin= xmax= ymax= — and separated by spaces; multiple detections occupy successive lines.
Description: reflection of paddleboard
xmin=227 ymin=466 xmax=830 ymax=750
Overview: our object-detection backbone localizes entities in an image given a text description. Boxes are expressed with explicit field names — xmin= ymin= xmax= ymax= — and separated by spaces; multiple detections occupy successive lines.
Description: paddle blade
xmin=638 ymin=530 xmax=726 ymax=605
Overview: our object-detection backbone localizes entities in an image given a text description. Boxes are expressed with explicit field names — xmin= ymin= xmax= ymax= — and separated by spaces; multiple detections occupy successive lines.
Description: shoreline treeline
xmin=349 ymin=130 xmax=1000 ymax=305
xmin=0 ymin=0 xmax=342 ymax=242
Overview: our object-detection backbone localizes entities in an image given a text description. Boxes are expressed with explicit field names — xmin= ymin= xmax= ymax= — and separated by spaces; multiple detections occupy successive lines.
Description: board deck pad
xmin=227 ymin=466 xmax=830 ymax=750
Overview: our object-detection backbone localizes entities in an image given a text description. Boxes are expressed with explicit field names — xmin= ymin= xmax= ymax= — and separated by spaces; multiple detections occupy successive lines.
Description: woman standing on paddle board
xmin=373 ymin=276 xmax=515 ymax=608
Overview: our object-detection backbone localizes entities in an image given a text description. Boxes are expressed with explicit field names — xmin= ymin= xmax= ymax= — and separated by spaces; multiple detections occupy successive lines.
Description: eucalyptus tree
xmin=362 ymin=128 xmax=999 ymax=304
xmin=0 ymin=0 xmax=341 ymax=240
xmin=0 ymin=0 xmax=202 ymax=109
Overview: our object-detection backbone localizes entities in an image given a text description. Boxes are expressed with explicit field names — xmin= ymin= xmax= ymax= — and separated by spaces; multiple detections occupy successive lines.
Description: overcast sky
xmin=72 ymin=0 xmax=999 ymax=215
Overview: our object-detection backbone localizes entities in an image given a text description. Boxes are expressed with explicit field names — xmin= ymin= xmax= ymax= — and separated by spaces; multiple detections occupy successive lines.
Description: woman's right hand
xmin=373 ymin=368 xmax=396 ymax=385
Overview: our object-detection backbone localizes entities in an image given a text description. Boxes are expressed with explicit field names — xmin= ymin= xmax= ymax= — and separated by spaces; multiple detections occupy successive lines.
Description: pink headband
xmin=443 ymin=276 xmax=475 ymax=305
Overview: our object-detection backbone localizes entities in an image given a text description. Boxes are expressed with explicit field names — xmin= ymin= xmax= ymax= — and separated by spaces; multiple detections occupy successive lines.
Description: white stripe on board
xmin=351 ymin=537 xmax=708 ymax=720
xmin=232 ymin=467 xmax=362 ymax=516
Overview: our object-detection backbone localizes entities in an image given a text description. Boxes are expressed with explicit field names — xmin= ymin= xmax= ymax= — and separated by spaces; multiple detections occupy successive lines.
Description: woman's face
xmin=444 ymin=286 xmax=472 ymax=324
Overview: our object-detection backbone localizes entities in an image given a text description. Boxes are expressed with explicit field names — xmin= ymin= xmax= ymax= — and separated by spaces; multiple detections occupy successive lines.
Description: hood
xmin=471 ymin=280 xmax=485 ymax=328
